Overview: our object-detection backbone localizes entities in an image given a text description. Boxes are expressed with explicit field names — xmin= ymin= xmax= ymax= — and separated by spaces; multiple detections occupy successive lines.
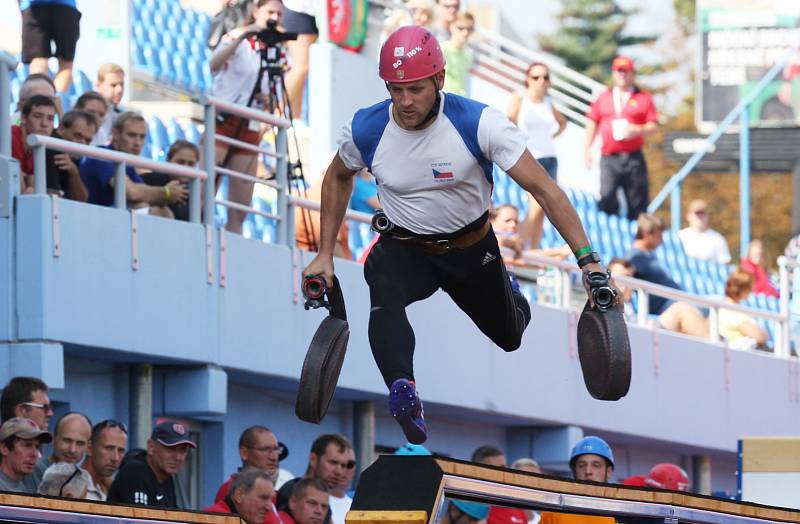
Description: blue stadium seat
xmin=148 ymin=117 xmax=170 ymax=160
xmin=166 ymin=118 xmax=185 ymax=144
xmin=187 ymin=59 xmax=206 ymax=93
xmin=132 ymin=22 xmax=146 ymax=48
xmin=141 ymin=44 xmax=161 ymax=78
xmin=171 ymin=55 xmax=191 ymax=90
xmin=139 ymin=7 xmax=155 ymax=32
xmin=162 ymin=33 xmax=176 ymax=53
xmin=146 ymin=26 xmax=162 ymax=49
xmin=184 ymin=122 xmax=202 ymax=144
xmin=194 ymin=15 xmax=211 ymax=42
xmin=158 ymin=48 xmax=174 ymax=83
xmin=132 ymin=40 xmax=146 ymax=69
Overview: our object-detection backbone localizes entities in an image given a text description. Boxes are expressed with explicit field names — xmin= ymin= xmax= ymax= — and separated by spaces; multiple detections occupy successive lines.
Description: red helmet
xmin=646 ymin=463 xmax=689 ymax=491
xmin=379 ymin=26 xmax=445 ymax=83
xmin=622 ymin=475 xmax=648 ymax=487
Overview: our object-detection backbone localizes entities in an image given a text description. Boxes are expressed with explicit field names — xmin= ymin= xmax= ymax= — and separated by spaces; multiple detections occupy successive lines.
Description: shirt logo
xmin=431 ymin=162 xmax=454 ymax=182
xmin=394 ymin=46 xmax=405 ymax=57
xmin=135 ymin=492 xmax=148 ymax=504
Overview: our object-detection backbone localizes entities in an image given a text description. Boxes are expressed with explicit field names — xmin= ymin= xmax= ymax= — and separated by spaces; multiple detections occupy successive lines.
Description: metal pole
xmin=33 ymin=144 xmax=46 ymax=194
xmin=739 ymin=106 xmax=751 ymax=259
xmin=0 ymin=64 xmax=11 ymax=157
xmin=275 ymin=128 xmax=289 ymax=245
xmin=203 ymin=102 xmax=217 ymax=226
xmin=129 ymin=363 xmax=153 ymax=450
xmin=670 ymin=186 xmax=681 ymax=233
xmin=777 ymin=256 xmax=791 ymax=358
xmin=692 ymin=455 xmax=712 ymax=496
xmin=189 ymin=177 xmax=201 ymax=223
xmin=353 ymin=401 xmax=376 ymax=480
xmin=114 ymin=162 xmax=127 ymax=209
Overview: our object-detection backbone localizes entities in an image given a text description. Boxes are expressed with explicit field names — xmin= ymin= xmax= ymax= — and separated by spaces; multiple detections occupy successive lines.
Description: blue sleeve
xmin=350 ymin=177 xmax=378 ymax=212
xmin=80 ymin=157 xmax=115 ymax=188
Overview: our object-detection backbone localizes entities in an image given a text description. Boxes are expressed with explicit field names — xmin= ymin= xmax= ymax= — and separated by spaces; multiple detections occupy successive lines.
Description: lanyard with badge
xmin=611 ymin=88 xmax=631 ymax=141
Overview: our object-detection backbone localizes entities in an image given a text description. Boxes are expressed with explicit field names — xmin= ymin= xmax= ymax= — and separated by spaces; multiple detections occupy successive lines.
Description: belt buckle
xmin=433 ymin=239 xmax=451 ymax=252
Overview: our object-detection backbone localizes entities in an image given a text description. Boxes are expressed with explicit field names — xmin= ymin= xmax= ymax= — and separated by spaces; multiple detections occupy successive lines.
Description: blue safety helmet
xmin=569 ymin=436 xmax=614 ymax=469
xmin=451 ymin=500 xmax=490 ymax=520
xmin=394 ymin=443 xmax=432 ymax=456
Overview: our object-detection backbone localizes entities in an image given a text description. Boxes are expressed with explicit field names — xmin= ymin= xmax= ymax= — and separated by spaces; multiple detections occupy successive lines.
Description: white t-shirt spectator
xmin=518 ymin=96 xmax=558 ymax=158
xmin=679 ymin=227 xmax=731 ymax=264
xmin=328 ymin=493 xmax=353 ymax=524
xmin=211 ymin=34 xmax=273 ymax=108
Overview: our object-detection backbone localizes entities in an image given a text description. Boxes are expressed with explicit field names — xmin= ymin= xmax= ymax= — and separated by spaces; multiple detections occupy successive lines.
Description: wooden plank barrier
xmin=347 ymin=456 xmax=800 ymax=524
xmin=0 ymin=492 xmax=241 ymax=523
xmin=740 ymin=437 xmax=800 ymax=510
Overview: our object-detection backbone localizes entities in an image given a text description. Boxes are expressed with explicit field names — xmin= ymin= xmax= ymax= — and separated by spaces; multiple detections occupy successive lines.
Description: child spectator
xmin=740 ymin=239 xmax=779 ymax=297
xmin=441 ymin=12 xmax=475 ymax=96
xmin=19 ymin=0 xmax=81 ymax=93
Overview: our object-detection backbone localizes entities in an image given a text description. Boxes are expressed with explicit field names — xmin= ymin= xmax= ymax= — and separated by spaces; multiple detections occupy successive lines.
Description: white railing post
xmin=636 ymin=290 xmax=649 ymax=327
xmin=32 ymin=144 xmax=47 ymax=194
xmin=275 ymin=128 xmax=289 ymax=246
xmin=777 ymin=256 xmax=791 ymax=358
xmin=0 ymin=52 xmax=16 ymax=157
xmin=114 ymin=162 xmax=127 ymax=209
xmin=203 ymin=101 xmax=217 ymax=227
xmin=708 ymin=307 xmax=720 ymax=344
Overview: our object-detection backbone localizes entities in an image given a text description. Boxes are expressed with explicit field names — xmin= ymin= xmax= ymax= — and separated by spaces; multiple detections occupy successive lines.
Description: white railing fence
xmin=0 ymin=51 xmax=18 ymax=157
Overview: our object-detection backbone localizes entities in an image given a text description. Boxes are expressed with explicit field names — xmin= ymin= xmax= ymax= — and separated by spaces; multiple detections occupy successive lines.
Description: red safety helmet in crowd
xmin=622 ymin=475 xmax=648 ymax=487
xmin=645 ymin=463 xmax=689 ymax=491
xmin=379 ymin=25 xmax=445 ymax=83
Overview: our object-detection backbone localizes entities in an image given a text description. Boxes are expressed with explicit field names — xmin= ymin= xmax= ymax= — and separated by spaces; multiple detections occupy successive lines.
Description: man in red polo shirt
xmin=584 ymin=56 xmax=658 ymax=220
xmin=11 ymin=94 xmax=56 ymax=193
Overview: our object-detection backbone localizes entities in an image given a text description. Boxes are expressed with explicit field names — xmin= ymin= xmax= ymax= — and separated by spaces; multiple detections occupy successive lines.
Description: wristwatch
xmin=577 ymin=251 xmax=601 ymax=269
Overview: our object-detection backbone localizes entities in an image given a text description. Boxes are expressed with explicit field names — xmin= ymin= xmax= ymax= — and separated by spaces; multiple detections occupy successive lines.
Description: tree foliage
xmin=538 ymin=0 xmax=658 ymax=83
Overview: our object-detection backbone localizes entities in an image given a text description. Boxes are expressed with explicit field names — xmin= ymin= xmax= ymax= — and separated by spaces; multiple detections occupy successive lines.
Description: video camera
xmin=256 ymin=19 xmax=298 ymax=47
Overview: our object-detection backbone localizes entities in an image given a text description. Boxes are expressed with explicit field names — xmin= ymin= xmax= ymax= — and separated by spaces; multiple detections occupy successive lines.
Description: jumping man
xmin=302 ymin=26 xmax=615 ymax=443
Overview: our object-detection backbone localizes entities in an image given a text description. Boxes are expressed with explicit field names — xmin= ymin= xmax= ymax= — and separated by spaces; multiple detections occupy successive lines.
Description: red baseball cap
xmin=612 ymin=56 xmax=635 ymax=72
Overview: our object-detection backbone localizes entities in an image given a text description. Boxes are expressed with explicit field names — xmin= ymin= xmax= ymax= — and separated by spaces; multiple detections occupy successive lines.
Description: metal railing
xmin=27 ymin=134 xmax=208 ymax=220
xmin=199 ymin=95 xmax=292 ymax=241
xmin=648 ymin=40 xmax=800 ymax=257
xmin=0 ymin=51 xmax=19 ymax=157
xmin=522 ymin=252 xmax=793 ymax=358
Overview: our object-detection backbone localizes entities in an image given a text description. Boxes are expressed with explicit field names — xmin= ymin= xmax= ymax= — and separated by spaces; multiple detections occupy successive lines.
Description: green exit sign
xmin=96 ymin=27 xmax=122 ymax=39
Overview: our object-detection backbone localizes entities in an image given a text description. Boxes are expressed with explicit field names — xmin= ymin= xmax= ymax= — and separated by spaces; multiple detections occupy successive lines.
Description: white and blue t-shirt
xmin=338 ymin=93 xmax=527 ymax=235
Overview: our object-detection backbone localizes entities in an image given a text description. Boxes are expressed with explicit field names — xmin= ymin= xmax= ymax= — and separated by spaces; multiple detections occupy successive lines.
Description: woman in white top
xmin=209 ymin=0 xmax=285 ymax=234
xmin=507 ymin=62 xmax=567 ymax=249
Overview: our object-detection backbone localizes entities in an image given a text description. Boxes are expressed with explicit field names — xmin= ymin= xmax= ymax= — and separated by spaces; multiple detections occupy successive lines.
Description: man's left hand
xmin=53 ymin=153 xmax=78 ymax=177
xmin=581 ymin=262 xmax=624 ymax=312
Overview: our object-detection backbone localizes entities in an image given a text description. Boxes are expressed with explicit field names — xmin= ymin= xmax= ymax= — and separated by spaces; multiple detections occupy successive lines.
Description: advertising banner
xmin=697 ymin=0 xmax=800 ymax=129
xmin=328 ymin=0 xmax=369 ymax=52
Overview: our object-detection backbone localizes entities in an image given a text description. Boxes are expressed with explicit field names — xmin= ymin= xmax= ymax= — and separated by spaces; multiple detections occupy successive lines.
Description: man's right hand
xmin=166 ymin=180 xmax=189 ymax=205
xmin=303 ymin=253 xmax=335 ymax=288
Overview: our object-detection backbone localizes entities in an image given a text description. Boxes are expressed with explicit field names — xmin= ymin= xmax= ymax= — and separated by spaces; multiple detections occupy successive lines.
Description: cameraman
xmin=209 ymin=0 xmax=285 ymax=235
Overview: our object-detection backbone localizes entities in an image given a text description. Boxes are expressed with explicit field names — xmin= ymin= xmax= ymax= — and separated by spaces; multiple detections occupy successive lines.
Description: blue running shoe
xmin=389 ymin=379 xmax=427 ymax=444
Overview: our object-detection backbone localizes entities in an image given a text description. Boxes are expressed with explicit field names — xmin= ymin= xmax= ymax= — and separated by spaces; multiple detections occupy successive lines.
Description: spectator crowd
xmin=0 ymin=374 xmax=701 ymax=523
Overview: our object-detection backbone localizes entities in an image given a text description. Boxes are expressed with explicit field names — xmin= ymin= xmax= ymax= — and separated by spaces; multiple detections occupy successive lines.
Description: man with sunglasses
xmin=584 ymin=55 xmax=658 ymax=221
xmin=432 ymin=0 xmax=460 ymax=42
xmin=82 ymin=420 xmax=128 ymax=501
xmin=214 ymin=425 xmax=292 ymax=518
xmin=0 ymin=376 xmax=53 ymax=431
xmin=0 ymin=417 xmax=52 ymax=493
xmin=441 ymin=11 xmax=475 ymax=96
xmin=277 ymin=434 xmax=354 ymax=524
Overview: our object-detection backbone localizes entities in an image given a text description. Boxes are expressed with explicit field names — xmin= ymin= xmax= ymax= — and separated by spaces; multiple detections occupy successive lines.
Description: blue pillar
xmin=739 ymin=106 xmax=751 ymax=258
xmin=670 ymin=186 xmax=682 ymax=232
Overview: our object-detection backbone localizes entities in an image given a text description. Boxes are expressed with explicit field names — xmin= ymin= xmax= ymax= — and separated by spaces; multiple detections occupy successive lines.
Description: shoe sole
xmin=390 ymin=381 xmax=427 ymax=444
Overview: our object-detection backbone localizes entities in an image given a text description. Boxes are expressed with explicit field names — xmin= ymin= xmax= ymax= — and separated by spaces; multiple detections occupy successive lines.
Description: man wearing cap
xmin=440 ymin=500 xmax=490 ymax=524
xmin=302 ymin=26 xmax=615 ymax=445
xmin=539 ymin=436 xmax=616 ymax=524
xmin=584 ymin=56 xmax=658 ymax=221
xmin=0 ymin=417 xmax=52 ymax=493
xmin=107 ymin=421 xmax=196 ymax=508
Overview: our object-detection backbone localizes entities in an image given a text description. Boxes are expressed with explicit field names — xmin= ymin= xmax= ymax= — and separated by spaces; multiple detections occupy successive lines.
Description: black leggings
xmin=363 ymin=229 xmax=531 ymax=388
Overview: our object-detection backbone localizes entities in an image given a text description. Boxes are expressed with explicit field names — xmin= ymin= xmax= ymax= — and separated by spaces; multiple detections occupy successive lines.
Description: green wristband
xmin=574 ymin=245 xmax=593 ymax=259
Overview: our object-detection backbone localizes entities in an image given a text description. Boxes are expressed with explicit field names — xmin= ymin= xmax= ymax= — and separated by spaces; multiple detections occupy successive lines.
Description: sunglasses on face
xmin=529 ymin=75 xmax=550 ymax=81
xmin=455 ymin=26 xmax=474 ymax=33
xmin=22 ymin=401 xmax=53 ymax=413
xmin=93 ymin=419 xmax=128 ymax=434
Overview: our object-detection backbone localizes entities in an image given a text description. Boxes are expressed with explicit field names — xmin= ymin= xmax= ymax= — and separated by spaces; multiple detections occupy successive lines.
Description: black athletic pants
xmin=598 ymin=150 xmax=649 ymax=221
xmin=364 ymin=228 xmax=531 ymax=388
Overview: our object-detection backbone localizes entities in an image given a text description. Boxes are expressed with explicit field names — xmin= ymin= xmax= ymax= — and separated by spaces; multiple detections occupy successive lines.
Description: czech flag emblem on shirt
xmin=432 ymin=169 xmax=454 ymax=180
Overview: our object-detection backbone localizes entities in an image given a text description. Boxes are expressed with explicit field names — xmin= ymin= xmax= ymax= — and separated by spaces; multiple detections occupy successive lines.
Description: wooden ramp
xmin=347 ymin=456 xmax=800 ymax=524
xmin=0 ymin=492 xmax=241 ymax=523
